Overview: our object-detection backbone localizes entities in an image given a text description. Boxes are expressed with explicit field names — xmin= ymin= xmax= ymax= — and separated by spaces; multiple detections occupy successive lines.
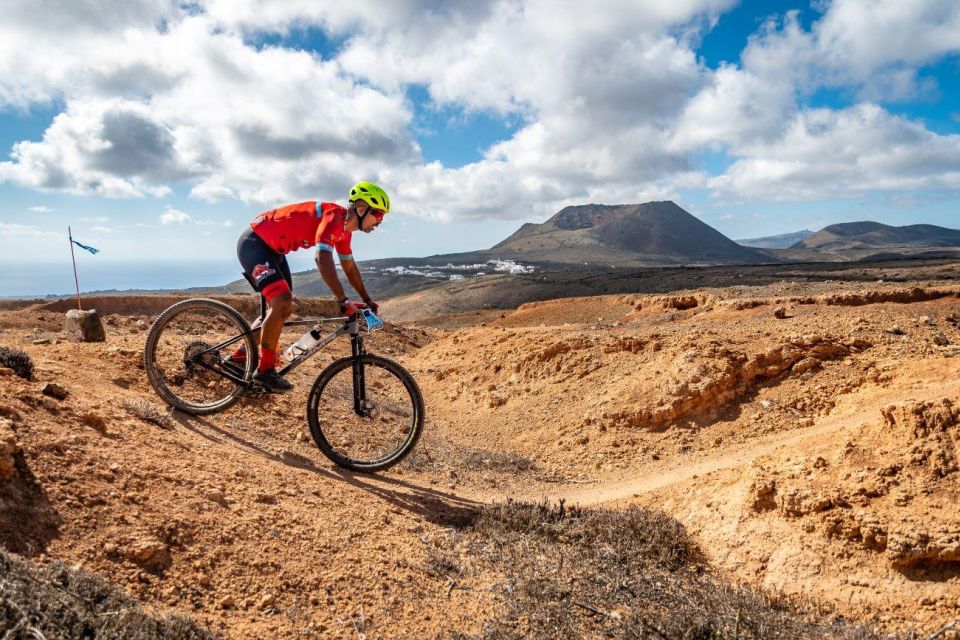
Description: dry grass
xmin=405 ymin=435 xmax=538 ymax=474
xmin=122 ymin=398 xmax=175 ymax=429
xmin=0 ymin=548 xmax=215 ymax=639
xmin=434 ymin=500 xmax=891 ymax=640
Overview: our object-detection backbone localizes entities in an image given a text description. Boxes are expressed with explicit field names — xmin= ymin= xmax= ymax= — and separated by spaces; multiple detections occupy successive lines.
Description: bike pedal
xmin=249 ymin=382 xmax=272 ymax=395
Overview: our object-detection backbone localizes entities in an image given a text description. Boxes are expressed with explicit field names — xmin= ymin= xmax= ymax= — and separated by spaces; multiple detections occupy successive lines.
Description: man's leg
xmin=248 ymin=278 xmax=294 ymax=392
xmin=257 ymin=289 xmax=292 ymax=371
xmin=258 ymin=254 xmax=294 ymax=369
xmin=237 ymin=228 xmax=294 ymax=392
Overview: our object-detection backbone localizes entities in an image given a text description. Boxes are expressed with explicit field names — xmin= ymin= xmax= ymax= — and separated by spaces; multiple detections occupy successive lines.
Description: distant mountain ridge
xmin=793 ymin=221 xmax=960 ymax=251
xmin=491 ymin=201 xmax=769 ymax=265
xmin=737 ymin=229 xmax=814 ymax=249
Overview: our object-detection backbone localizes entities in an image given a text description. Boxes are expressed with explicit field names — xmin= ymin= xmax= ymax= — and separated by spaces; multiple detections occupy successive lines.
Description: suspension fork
xmin=351 ymin=333 xmax=370 ymax=416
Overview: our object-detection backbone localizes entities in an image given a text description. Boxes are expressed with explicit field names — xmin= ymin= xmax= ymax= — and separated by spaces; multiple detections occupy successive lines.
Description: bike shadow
xmin=171 ymin=412 xmax=479 ymax=527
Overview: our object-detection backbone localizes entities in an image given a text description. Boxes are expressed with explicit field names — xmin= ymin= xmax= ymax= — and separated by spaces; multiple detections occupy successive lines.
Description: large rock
xmin=64 ymin=309 xmax=106 ymax=342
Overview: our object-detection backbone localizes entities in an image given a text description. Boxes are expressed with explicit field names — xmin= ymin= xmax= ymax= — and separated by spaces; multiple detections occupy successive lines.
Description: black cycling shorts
xmin=237 ymin=227 xmax=292 ymax=314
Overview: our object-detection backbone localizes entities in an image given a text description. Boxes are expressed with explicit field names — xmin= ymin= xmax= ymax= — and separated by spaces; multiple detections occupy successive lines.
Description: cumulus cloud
xmin=0 ymin=100 xmax=185 ymax=197
xmin=675 ymin=0 xmax=960 ymax=202
xmin=0 ymin=0 xmax=958 ymax=220
xmin=0 ymin=7 xmax=417 ymax=204
xmin=708 ymin=104 xmax=960 ymax=201
xmin=814 ymin=0 xmax=960 ymax=90
xmin=28 ymin=206 xmax=53 ymax=213
xmin=160 ymin=208 xmax=192 ymax=224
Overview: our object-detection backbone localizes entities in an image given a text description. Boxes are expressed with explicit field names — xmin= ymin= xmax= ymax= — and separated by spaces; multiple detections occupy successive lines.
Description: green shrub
xmin=0 ymin=346 xmax=33 ymax=380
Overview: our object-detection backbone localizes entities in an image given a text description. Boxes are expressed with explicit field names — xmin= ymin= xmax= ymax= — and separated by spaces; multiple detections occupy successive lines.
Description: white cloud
xmin=0 ymin=10 xmax=416 ymax=203
xmin=814 ymin=0 xmax=960 ymax=88
xmin=0 ymin=1 xmax=183 ymax=108
xmin=0 ymin=222 xmax=61 ymax=239
xmin=90 ymin=225 xmax=112 ymax=233
xmin=675 ymin=1 xmax=960 ymax=202
xmin=80 ymin=216 xmax=110 ymax=223
xmin=28 ymin=205 xmax=53 ymax=213
xmin=0 ymin=0 xmax=957 ymax=221
xmin=0 ymin=99 xmax=185 ymax=197
xmin=160 ymin=208 xmax=192 ymax=224
xmin=708 ymin=104 xmax=960 ymax=201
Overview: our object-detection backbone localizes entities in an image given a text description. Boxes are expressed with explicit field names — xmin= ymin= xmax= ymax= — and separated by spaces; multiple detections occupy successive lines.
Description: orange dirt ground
xmin=2 ymin=274 xmax=960 ymax=637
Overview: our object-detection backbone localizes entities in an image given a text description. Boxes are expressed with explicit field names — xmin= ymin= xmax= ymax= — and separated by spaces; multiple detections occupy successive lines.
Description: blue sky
xmin=1 ymin=1 xmax=959 ymax=296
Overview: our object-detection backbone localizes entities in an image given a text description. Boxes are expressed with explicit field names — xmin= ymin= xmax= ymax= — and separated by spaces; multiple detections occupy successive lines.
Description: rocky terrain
xmin=1 ymin=258 xmax=960 ymax=638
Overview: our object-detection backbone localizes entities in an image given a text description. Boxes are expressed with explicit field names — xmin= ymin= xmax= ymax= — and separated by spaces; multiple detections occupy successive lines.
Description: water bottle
xmin=283 ymin=329 xmax=320 ymax=363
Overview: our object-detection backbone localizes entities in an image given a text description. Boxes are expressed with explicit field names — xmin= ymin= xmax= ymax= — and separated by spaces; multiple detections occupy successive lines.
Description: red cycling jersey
xmin=250 ymin=201 xmax=353 ymax=258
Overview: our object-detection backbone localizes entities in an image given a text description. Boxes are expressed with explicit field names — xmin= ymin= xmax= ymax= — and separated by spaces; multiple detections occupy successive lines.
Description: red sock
xmin=230 ymin=345 xmax=247 ymax=363
xmin=259 ymin=346 xmax=277 ymax=373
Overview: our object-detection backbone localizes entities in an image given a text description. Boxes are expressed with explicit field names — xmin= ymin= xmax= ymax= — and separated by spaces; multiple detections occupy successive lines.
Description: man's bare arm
xmin=341 ymin=260 xmax=371 ymax=301
xmin=315 ymin=250 xmax=347 ymax=300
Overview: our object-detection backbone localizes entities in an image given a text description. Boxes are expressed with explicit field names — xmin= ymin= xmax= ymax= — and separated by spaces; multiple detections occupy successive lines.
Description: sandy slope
xmin=403 ymin=281 xmax=960 ymax=633
xmin=1 ymin=275 xmax=959 ymax=636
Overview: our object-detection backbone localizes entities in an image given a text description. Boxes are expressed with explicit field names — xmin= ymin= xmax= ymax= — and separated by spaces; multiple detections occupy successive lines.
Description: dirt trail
xmin=558 ymin=373 xmax=940 ymax=505
xmin=557 ymin=416 xmax=861 ymax=506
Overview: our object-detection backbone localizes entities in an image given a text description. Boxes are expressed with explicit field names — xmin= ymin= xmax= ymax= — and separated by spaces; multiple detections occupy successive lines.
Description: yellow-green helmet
xmin=348 ymin=181 xmax=390 ymax=214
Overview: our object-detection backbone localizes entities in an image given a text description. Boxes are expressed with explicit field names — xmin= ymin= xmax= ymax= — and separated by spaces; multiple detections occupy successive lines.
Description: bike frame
xmin=188 ymin=314 xmax=373 ymax=413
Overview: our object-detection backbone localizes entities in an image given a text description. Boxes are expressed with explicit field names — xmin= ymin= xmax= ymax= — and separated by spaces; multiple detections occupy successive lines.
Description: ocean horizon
xmin=1 ymin=260 xmax=247 ymax=299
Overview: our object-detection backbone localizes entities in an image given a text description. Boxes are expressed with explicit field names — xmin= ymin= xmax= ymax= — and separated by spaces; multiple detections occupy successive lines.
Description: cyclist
xmin=233 ymin=181 xmax=390 ymax=392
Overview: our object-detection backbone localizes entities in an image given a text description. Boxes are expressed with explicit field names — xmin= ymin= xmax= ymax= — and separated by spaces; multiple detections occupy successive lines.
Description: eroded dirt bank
xmin=0 ymin=277 xmax=958 ymax=636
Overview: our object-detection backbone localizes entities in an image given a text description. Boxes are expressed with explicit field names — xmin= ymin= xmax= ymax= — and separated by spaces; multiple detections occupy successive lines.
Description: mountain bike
xmin=143 ymin=298 xmax=424 ymax=472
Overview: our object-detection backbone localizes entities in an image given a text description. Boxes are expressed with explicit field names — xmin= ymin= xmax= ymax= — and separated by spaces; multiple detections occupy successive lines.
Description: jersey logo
xmin=251 ymin=262 xmax=276 ymax=282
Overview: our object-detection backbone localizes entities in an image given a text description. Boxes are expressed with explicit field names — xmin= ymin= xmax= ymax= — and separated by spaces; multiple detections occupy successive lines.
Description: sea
xmin=1 ymin=260 xmax=245 ymax=298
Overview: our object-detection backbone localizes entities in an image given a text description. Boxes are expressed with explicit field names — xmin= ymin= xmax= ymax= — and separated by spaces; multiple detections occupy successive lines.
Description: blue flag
xmin=71 ymin=239 xmax=100 ymax=255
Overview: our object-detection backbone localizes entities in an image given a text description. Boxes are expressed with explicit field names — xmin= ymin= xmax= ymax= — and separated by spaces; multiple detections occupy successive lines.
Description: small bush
xmin=0 ymin=346 xmax=33 ymax=380
xmin=461 ymin=449 xmax=537 ymax=473
xmin=123 ymin=398 xmax=174 ymax=429
xmin=0 ymin=548 xmax=215 ymax=639
xmin=405 ymin=436 xmax=538 ymax=474
xmin=436 ymin=501 xmax=885 ymax=640
xmin=471 ymin=500 xmax=694 ymax=570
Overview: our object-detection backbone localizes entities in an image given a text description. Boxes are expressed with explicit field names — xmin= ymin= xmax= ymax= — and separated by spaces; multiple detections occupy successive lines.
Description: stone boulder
xmin=64 ymin=309 xmax=106 ymax=343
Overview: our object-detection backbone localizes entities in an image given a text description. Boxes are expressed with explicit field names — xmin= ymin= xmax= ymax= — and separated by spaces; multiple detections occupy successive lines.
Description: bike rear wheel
xmin=306 ymin=354 xmax=424 ymax=472
xmin=144 ymin=298 xmax=258 ymax=415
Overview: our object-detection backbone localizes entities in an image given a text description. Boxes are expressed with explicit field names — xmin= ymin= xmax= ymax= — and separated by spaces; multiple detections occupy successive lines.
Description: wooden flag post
xmin=68 ymin=226 xmax=82 ymax=311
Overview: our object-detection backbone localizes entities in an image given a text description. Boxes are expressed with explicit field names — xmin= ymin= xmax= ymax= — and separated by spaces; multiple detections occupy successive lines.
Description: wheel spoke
xmin=308 ymin=356 xmax=423 ymax=471
xmin=145 ymin=300 xmax=255 ymax=415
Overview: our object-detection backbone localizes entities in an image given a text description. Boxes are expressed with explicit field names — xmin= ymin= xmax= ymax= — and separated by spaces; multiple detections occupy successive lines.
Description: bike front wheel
xmin=144 ymin=298 xmax=258 ymax=415
xmin=306 ymin=355 xmax=424 ymax=472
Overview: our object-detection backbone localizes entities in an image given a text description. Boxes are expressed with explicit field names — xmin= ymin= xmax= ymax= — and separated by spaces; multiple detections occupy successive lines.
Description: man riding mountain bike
xmin=233 ymin=181 xmax=390 ymax=393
